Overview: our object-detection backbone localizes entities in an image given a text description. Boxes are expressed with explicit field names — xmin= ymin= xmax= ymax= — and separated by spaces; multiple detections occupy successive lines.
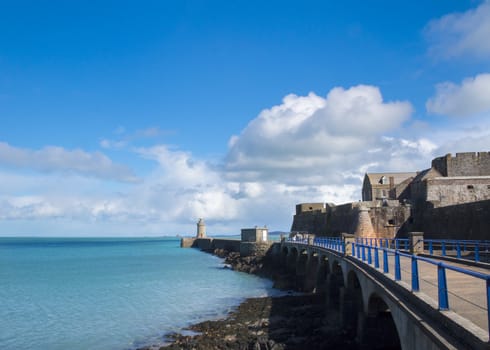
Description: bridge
xmin=276 ymin=233 xmax=490 ymax=350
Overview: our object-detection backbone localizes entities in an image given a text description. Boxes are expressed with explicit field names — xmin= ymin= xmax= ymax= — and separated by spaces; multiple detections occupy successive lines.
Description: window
xmin=388 ymin=219 xmax=395 ymax=225
xmin=467 ymin=185 xmax=474 ymax=190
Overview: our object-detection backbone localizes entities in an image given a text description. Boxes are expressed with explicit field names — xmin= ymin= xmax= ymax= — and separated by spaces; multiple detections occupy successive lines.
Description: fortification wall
xmin=432 ymin=152 xmax=490 ymax=177
xmin=417 ymin=200 xmax=490 ymax=240
xmin=291 ymin=211 xmax=329 ymax=235
xmin=291 ymin=201 xmax=412 ymax=239
xmin=212 ymin=238 xmax=241 ymax=252
xmin=425 ymin=177 xmax=490 ymax=207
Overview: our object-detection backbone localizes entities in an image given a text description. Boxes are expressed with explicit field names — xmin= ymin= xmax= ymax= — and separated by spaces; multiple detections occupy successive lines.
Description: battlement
xmin=295 ymin=203 xmax=326 ymax=215
xmin=431 ymin=152 xmax=490 ymax=177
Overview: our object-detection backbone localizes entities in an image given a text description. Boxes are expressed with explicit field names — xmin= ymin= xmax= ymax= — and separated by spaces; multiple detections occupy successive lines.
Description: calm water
xmin=0 ymin=237 xmax=279 ymax=350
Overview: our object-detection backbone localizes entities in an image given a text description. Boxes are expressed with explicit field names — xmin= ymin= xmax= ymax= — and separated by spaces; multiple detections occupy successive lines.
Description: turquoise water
xmin=0 ymin=237 xmax=278 ymax=350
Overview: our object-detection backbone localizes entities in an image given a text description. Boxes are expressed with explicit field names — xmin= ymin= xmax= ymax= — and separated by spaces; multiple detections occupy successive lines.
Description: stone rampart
xmin=291 ymin=201 xmax=412 ymax=238
xmin=212 ymin=238 xmax=241 ymax=252
xmin=240 ymin=242 xmax=273 ymax=256
xmin=181 ymin=237 xmax=270 ymax=257
xmin=416 ymin=199 xmax=490 ymax=240
xmin=432 ymin=152 xmax=490 ymax=177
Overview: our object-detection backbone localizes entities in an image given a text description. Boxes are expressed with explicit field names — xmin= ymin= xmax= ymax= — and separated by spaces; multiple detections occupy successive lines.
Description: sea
xmin=0 ymin=237 xmax=281 ymax=350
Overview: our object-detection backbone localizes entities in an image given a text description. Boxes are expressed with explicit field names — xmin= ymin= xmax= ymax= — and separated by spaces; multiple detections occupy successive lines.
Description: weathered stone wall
xmin=212 ymin=238 xmax=241 ymax=252
xmin=290 ymin=201 xmax=412 ymax=238
xmin=416 ymin=199 xmax=490 ymax=240
xmin=325 ymin=203 xmax=358 ymax=235
xmin=180 ymin=237 xmax=196 ymax=248
xmin=290 ymin=211 xmax=329 ymax=235
xmin=425 ymin=177 xmax=490 ymax=207
xmin=295 ymin=203 xmax=325 ymax=215
xmin=432 ymin=152 xmax=490 ymax=177
xmin=240 ymin=242 xmax=273 ymax=257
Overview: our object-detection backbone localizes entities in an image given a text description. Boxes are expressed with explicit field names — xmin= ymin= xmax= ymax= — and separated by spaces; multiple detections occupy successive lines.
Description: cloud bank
xmin=225 ymin=85 xmax=414 ymax=185
xmin=425 ymin=1 xmax=490 ymax=59
xmin=0 ymin=142 xmax=138 ymax=183
xmin=426 ymin=73 xmax=490 ymax=117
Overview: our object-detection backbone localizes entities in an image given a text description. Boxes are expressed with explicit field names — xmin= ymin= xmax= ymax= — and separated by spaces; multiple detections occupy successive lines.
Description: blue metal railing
xmin=284 ymin=235 xmax=490 ymax=336
xmin=351 ymin=241 xmax=490 ymax=335
xmin=355 ymin=237 xmax=410 ymax=250
xmin=424 ymin=239 xmax=490 ymax=263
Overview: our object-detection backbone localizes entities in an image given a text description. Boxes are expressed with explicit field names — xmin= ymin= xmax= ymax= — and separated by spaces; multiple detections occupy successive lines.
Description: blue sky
xmin=1 ymin=0 xmax=490 ymax=236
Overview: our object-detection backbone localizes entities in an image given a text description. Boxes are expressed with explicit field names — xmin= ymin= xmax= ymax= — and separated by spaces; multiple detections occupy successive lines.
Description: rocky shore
xmin=138 ymin=247 xmax=357 ymax=350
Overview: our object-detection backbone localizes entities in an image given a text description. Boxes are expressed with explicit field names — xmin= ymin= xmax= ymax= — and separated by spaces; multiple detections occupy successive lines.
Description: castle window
xmin=467 ymin=185 xmax=474 ymax=190
xmin=388 ymin=219 xmax=395 ymax=225
xmin=380 ymin=176 xmax=387 ymax=184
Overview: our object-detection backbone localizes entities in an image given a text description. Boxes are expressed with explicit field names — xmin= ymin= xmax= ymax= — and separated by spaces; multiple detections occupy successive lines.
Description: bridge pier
xmin=340 ymin=271 xmax=363 ymax=337
xmin=295 ymin=249 xmax=308 ymax=291
xmin=326 ymin=262 xmax=344 ymax=308
xmin=315 ymin=255 xmax=329 ymax=293
xmin=304 ymin=252 xmax=319 ymax=292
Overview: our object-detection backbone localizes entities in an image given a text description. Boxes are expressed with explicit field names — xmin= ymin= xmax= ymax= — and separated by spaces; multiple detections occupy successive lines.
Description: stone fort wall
xmin=417 ymin=199 xmax=490 ymax=240
xmin=432 ymin=152 xmax=490 ymax=177
xmin=291 ymin=201 xmax=412 ymax=238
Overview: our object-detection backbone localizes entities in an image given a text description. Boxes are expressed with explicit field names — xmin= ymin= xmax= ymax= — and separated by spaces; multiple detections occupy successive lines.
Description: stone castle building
xmin=291 ymin=152 xmax=490 ymax=240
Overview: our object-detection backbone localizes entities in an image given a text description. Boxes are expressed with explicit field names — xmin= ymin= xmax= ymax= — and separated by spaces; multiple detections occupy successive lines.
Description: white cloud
xmin=2 ymin=85 xmax=487 ymax=236
xmin=425 ymin=1 xmax=490 ymax=59
xmin=225 ymin=85 xmax=413 ymax=185
xmin=0 ymin=142 xmax=138 ymax=183
xmin=426 ymin=73 xmax=490 ymax=117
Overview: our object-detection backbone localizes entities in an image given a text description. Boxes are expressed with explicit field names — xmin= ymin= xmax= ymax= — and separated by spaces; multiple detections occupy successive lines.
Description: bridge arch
xmin=360 ymin=293 xmax=401 ymax=349
xmin=342 ymin=270 xmax=364 ymax=336
xmin=327 ymin=260 xmax=345 ymax=308
xmin=296 ymin=248 xmax=309 ymax=290
xmin=304 ymin=251 xmax=320 ymax=292
xmin=286 ymin=246 xmax=298 ymax=272
xmin=315 ymin=254 xmax=330 ymax=293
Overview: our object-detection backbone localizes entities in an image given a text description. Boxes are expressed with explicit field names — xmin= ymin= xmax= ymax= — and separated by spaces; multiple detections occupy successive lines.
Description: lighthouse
xmin=196 ymin=218 xmax=206 ymax=238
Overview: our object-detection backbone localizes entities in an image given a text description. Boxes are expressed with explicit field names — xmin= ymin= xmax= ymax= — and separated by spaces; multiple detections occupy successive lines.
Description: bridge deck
xmin=393 ymin=254 xmax=488 ymax=333
xmin=287 ymin=240 xmax=490 ymax=343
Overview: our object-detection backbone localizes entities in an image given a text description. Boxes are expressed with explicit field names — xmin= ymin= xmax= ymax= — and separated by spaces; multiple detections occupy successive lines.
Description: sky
xmin=1 ymin=0 xmax=490 ymax=236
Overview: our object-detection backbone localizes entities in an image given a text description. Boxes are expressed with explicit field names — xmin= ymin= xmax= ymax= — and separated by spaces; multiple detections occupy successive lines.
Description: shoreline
xmin=138 ymin=248 xmax=358 ymax=350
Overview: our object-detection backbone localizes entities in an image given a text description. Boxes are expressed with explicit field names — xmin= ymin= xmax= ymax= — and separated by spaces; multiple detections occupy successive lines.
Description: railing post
xmin=411 ymin=256 xmax=419 ymax=292
xmin=352 ymin=242 xmax=356 ymax=257
xmin=475 ymin=244 xmax=480 ymax=262
xmin=341 ymin=233 xmax=355 ymax=256
xmin=362 ymin=245 xmax=366 ymax=261
xmin=456 ymin=243 xmax=461 ymax=259
xmin=395 ymin=240 xmax=400 ymax=250
xmin=383 ymin=249 xmax=389 ymax=273
xmin=374 ymin=246 xmax=379 ymax=269
xmin=368 ymin=246 xmax=372 ymax=265
xmin=442 ymin=242 xmax=446 ymax=256
xmin=395 ymin=251 xmax=401 ymax=281
xmin=487 ymin=278 xmax=490 ymax=337
xmin=429 ymin=241 xmax=433 ymax=255
xmin=409 ymin=232 xmax=424 ymax=255
xmin=437 ymin=263 xmax=449 ymax=310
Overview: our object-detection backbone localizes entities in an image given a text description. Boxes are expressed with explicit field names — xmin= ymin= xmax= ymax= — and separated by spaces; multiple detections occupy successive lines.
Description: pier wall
xmin=181 ymin=237 xmax=272 ymax=256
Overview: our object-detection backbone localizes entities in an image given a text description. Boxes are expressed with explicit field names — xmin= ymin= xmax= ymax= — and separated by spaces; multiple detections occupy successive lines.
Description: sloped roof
xmin=411 ymin=167 xmax=442 ymax=183
xmin=365 ymin=172 xmax=417 ymax=186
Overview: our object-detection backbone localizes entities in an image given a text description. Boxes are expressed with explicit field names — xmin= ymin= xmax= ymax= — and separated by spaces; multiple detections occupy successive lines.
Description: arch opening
xmin=361 ymin=294 xmax=401 ymax=349
xmin=342 ymin=270 xmax=363 ymax=337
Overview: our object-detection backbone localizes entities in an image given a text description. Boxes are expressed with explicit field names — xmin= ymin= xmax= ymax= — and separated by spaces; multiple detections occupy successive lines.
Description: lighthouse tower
xmin=196 ymin=218 xmax=206 ymax=238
